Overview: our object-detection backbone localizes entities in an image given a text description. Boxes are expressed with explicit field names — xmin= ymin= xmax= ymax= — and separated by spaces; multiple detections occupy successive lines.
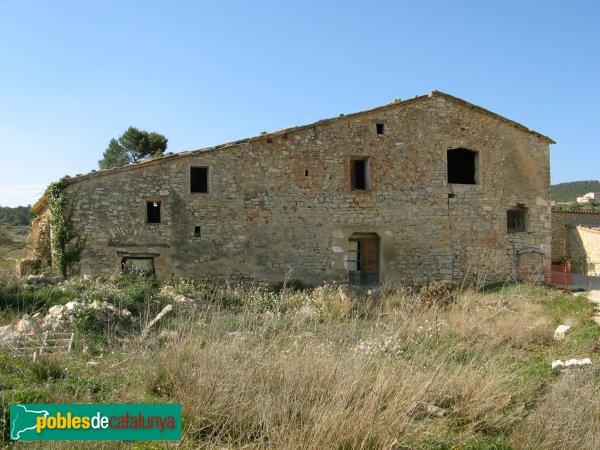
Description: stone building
xmin=24 ymin=91 xmax=554 ymax=286
xmin=551 ymin=209 xmax=600 ymax=275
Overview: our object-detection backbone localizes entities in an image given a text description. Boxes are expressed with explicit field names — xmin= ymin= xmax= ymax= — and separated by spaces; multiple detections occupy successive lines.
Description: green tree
xmin=98 ymin=127 xmax=168 ymax=169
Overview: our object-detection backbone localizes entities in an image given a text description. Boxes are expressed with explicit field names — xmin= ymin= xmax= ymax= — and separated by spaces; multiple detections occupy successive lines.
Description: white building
xmin=577 ymin=192 xmax=600 ymax=204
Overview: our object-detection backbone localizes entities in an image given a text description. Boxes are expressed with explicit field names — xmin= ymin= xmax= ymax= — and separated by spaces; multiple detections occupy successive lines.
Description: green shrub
xmin=30 ymin=357 xmax=67 ymax=382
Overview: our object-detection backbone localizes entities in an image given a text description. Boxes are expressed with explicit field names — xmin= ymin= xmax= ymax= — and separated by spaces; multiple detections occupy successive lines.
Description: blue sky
xmin=0 ymin=0 xmax=598 ymax=207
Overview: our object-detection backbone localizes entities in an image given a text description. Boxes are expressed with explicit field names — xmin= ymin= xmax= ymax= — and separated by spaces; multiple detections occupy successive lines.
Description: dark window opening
xmin=376 ymin=123 xmax=385 ymax=135
xmin=305 ymin=169 xmax=309 ymax=176
xmin=147 ymin=201 xmax=161 ymax=224
xmin=194 ymin=225 xmax=201 ymax=237
xmin=190 ymin=167 xmax=208 ymax=193
xmin=351 ymin=158 xmax=370 ymax=190
xmin=507 ymin=207 xmax=527 ymax=233
xmin=447 ymin=148 xmax=477 ymax=184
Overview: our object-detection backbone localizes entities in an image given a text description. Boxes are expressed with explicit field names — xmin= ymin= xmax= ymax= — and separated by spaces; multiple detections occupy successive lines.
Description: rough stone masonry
xmin=24 ymin=91 xmax=554 ymax=286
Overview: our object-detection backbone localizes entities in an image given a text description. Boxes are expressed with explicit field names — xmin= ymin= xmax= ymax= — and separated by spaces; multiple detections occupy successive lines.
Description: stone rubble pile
xmin=0 ymin=300 xmax=132 ymax=345
xmin=159 ymin=285 xmax=196 ymax=307
xmin=20 ymin=274 xmax=65 ymax=291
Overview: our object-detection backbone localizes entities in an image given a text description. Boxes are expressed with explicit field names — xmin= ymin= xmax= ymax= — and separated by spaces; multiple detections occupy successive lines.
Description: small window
xmin=147 ymin=201 xmax=161 ymax=224
xmin=191 ymin=167 xmax=208 ymax=193
xmin=376 ymin=123 xmax=385 ymax=135
xmin=447 ymin=148 xmax=477 ymax=184
xmin=194 ymin=225 xmax=201 ymax=237
xmin=351 ymin=157 xmax=371 ymax=190
xmin=507 ymin=207 xmax=526 ymax=233
xmin=305 ymin=169 xmax=309 ymax=176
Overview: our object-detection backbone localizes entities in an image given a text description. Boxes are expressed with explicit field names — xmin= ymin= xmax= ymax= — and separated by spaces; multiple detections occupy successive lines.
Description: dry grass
xmin=2 ymin=278 xmax=600 ymax=449
xmin=510 ymin=370 xmax=600 ymax=449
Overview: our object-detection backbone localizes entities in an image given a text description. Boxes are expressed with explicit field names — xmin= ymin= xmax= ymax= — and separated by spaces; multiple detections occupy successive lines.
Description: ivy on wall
xmin=45 ymin=177 xmax=82 ymax=277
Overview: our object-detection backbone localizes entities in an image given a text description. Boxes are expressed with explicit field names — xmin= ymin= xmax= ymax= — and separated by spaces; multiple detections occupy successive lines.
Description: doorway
xmin=348 ymin=233 xmax=380 ymax=287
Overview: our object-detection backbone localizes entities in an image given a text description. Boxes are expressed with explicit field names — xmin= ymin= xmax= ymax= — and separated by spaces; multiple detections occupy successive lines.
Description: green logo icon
xmin=10 ymin=404 xmax=181 ymax=441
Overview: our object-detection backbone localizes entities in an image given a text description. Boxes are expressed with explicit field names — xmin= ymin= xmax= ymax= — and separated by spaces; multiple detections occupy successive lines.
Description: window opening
xmin=447 ymin=148 xmax=477 ymax=184
xmin=194 ymin=225 xmax=201 ymax=237
xmin=190 ymin=167 xmax=209 ymax=193
xmin=351 ymin=158 xmax=370 ymax=190
xmin=376 ymin=123 xmax=385 ymax=135
xmin=507 ymin=207 xmax=527 ymax=233
xmin=147 ymin=201 xmax=161 ymax=223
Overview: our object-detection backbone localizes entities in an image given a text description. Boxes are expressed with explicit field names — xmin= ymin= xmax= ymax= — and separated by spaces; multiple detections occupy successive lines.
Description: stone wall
xmin=577 ymin=227 xmax=600 ymax=275
xmin=47 ymin=92 xmax=551 ymax=285
xmin=551 ymin=210 xmax=600 ymax=274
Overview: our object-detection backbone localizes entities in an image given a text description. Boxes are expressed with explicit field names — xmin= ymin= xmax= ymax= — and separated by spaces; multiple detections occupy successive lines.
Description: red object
xmin=549 ymin=263 xmax=573 ymax=286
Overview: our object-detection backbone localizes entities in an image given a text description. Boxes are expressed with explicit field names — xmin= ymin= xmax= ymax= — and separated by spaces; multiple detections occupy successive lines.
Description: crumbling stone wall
xmin=551 ymin=210 xmax=600 ymax=274
xmin=36 ymin=92 xmax=552 ymax=285
xmin=17 ymin=205 xmax=51 ymax=276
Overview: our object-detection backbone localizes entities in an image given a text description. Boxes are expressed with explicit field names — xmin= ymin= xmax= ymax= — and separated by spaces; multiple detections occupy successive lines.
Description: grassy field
xmin=1 ymin=272 xmax=600 ymax=449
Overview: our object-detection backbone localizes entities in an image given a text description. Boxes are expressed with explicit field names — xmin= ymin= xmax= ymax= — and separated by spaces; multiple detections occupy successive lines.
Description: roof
xmin=42 ymin=90 xmax=556 ymax=190
xmin=552 ymin=209 xmax=600 ymax=215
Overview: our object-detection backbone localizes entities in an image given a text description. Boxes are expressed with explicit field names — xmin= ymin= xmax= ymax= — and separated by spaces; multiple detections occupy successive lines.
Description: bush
xmin=418 ymin=281 xmax=455 ymax=308
xmin=30 ymin=357 xmax=67 ymax=383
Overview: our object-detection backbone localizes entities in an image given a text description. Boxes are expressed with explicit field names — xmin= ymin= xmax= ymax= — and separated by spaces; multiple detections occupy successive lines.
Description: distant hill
xmin=551 ymin=180 xmax=600 ymax=203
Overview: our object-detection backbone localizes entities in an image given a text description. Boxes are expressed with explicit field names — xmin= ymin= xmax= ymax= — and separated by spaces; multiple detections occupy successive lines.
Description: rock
xmin=173 ymin=294 xmax=195 ymax=305
xmin=160 ymin=285 xmax=176 ymax=297
xmin=44 ymin=276 xmax=63 ymax=284
xmin=48 ymin=305 xmax=67 ymax=316
xmin=565 ymin=358 xmax=592 ymax=367
xmin=426 ymin=404 xmax=450 ymax=418
xmin=65 ymin=300 xmax=80 ymax=311
xmin=414 ymin=403 xmax=450 ymax=420
xmin=121 ymin=309 xmax=132 ymax=318
xmin=554 ymin=324 xmax=571 ymax=340
xmin=0 ymin=324 xmax=15 ymax=339
xmin=552 ymin=358 xmax=592 ymax=369
xmin=16 ymin=317 xmax=40 ymax=334
xmin=85 ymin=361 xmax=99 ymax=367
xmin=26 ymin=274 xmax=40 ymax=284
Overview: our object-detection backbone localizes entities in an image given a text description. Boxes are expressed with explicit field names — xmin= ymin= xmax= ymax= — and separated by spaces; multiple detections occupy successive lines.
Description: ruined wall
xmin=552 ymin=210 xmax=600 ymax=274
xmin=60 ymin=94 xmax=551 ymax=285
xmin=17 ymin=206 xmax=51 ymax=276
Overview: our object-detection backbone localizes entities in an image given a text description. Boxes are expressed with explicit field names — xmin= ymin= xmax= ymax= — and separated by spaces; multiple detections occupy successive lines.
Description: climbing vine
xmin=45 ymin=177 xmax=81 ymax=277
